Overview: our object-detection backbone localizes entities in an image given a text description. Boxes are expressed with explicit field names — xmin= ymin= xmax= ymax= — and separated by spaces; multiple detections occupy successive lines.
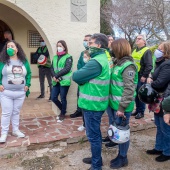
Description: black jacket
xmin=51 ymin=54 xmax=73 ymax=80
xmin=136 ymin=47 xmax=152 ymax=78
xmin=151 ymin=59 xmax=170 ymax=93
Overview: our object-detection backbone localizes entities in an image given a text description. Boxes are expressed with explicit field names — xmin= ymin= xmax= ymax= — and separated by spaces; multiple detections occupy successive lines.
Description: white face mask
xmin=57 ymin=47 xmax=64 ymax=52
xmin=154 ymin=49 xmax=163 ymax=59
xmin=40 ymin=42 xmax=46 ymax=47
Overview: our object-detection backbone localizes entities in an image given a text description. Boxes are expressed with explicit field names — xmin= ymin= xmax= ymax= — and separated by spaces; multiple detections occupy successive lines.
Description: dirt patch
xmin=0 ymin=128 xmax=169 ymax=170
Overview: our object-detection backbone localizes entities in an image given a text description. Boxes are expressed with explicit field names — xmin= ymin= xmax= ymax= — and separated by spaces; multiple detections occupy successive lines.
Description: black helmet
xmin=138 ymin=84 xmax=159 ymax=104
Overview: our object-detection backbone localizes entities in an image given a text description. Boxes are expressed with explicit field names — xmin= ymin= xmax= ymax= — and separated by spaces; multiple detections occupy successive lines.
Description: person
xmin=0 ymin=40 xmax=31 ymax=143
xmin=131 ymin=34 xmax=152 ymax=119
xmin=70 ymin=34 xmax=92 ymax=118
xmin=73 ymin=33 xmax=110 ymax=170
xmin=35 ymin=37 xmax=52 ymax=100
xmin=77 ymin=50 xmax=91 ymax=132
xmin=108 ymin=39 xmax=138 ymax=169
xmin=0 ymin=31 xmax=13 ymax=52
xmin=51 ymin=40 xmax=73 ymax=123
xmin=162 ymin=83 xmax=170 ymax=125
xmin=146 ymin=41 xmax=170 ymax=162
xmin=102 ymin=35 xmax=117 ymax=148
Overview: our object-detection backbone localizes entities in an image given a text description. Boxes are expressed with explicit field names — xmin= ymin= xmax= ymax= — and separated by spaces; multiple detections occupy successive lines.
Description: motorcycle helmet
xmin=108 ymin=123 xmax=130 ymax=144
xmin=138 ymin=84 xmax=159 ymax=104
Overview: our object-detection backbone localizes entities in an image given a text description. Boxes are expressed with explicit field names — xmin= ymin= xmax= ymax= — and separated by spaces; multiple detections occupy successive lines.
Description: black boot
xmin=146 ymin=149 xmax=162 ymax=155
xmin=135 ymin=112 xmax=144 ymax=119
xmin=155 ymin=154 xmax=170 ymax=162
xmin=131 ymin=111 xmax=138 ymax=116
xmin=105 ymin=141 xmax=118 ymax=148
xmin=70 ymin=110 xmax=82 ymax=118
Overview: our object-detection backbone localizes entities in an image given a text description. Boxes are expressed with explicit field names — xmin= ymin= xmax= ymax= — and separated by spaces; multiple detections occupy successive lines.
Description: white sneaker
xmin=56 ymin=115 xmax=60 ymax=120
xmin=151 ymin=117 xmax=155 ymax=121
xmin=77 ymin=125 xmax=85 ymax=132
xmin=0 ymin=134 xmax=7 ymax=143
xmin=12 ymin=130 xmax=25 ymax=138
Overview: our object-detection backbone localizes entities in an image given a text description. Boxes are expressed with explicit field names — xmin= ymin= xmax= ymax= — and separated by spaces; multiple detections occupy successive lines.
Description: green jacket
xmin=78 ymin=53 xmax=110 ymax=111
xmin=0 ymin=60 xmax=32 ymax=97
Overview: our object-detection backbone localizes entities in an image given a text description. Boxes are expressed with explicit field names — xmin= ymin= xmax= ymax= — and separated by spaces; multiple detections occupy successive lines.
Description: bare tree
xmin=107 ymin=0 xmax=170 ymax=46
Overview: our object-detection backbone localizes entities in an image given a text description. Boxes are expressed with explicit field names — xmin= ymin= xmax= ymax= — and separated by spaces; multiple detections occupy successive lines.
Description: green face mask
xmin=7 ymin=48 xmax=15 ymax=57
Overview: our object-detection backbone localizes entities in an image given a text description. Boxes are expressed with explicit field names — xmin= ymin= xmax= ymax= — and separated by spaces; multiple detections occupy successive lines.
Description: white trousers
xmin=0 ymin=90 xmax=25 ymax=135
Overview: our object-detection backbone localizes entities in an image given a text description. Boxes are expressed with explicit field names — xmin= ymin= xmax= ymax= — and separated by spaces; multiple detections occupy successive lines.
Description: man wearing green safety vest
xmin=132 ymin=34 xmax=153 ymax=119
xmin=35 ymin=38 xmax=52 ymax=100
xmin=73 ymin=33 xmax=110 ymax=170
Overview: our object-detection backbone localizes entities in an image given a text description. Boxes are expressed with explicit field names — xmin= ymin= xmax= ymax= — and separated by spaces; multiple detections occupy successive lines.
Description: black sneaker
xmin=36 ymin=95 xmax=45 ymax=99
xmin=105 ymin=141 xmax=118 ymax=148
xmin=102 ymin=136 xmax=110 ymax=143
xmin=70 ymin=110 xmax=82 ymax=118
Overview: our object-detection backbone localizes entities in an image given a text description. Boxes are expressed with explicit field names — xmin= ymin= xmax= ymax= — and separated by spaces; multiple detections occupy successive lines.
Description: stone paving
xmin=0 ymin=92 xmax=156 ymax=155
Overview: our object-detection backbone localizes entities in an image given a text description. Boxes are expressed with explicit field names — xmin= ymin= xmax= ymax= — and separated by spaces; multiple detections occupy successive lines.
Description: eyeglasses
xmin=136 ymin=38 xmax=142 ymax=40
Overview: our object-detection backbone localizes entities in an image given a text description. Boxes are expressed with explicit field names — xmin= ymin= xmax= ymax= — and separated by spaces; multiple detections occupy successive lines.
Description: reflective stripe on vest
xmin=132 ymin=47 xmax=149 ymax=72
xmin=52 ymin=54 xmax=72 ymax=86
xmin=89 ymin=79 xmax=110 ymax=85
xmin=78 ymin=53 xmax=110 ymax=111
xmin=79 ymin=92 xmax=109 ymax=101
xmin=109 ymin=61 xmax=138 ymax=112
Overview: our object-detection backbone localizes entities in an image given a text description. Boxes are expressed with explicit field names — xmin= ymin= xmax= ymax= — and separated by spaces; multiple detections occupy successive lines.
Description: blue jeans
xmin=51 ymin=83 xmax=70 ymax=115
xmin=83 ymin=110 xmax=104 ymax=170
xmin=107 ymin=106 xmax=114 ymax=125
xmin=110 ymin=107 xmax=131 ymax=157
xmin=135 ymin=80 xmax=146 ymax=113
xmin=154 ymin=114 xmax=170 ymax=156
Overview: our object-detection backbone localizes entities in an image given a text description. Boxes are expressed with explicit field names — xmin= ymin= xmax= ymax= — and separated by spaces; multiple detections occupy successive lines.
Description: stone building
xmin=0 ymin=0 xmax=100 ymax=114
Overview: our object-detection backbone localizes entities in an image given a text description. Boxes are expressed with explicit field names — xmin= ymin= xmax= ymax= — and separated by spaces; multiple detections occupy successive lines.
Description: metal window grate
xmin=28 ymin=30 xmax=41 ymax=48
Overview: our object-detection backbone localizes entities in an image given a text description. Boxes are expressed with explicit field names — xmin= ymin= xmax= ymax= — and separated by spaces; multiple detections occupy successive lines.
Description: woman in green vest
xmin=109 ymin=39 xmax=138 ymax=169
xmin=51 ymin=40 xmax=73 ymax=123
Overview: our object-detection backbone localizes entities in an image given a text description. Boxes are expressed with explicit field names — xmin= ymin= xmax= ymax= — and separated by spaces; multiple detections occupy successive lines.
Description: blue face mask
xmin=40 ymin=42 xmax=46 ymax=47
xmin=83 ymin=41 xmax=88 ymax=48
xmin=154 ymin=49 xmax=163 ymax=59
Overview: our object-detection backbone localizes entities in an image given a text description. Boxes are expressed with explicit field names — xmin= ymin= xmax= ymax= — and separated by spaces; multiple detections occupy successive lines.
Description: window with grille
xmin=28 ymin=30 xmax=41 ymax=48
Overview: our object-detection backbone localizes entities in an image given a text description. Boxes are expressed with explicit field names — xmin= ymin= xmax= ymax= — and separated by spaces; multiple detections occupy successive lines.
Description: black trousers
xmin=38 ymin=67 xmax=52 ymax=96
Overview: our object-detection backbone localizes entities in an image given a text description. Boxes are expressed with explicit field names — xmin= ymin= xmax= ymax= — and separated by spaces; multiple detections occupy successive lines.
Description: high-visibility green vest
xmin=52 ymin=54 xmax=72 ymax=86
xmin=109 ymin=61 xmax=138 ymax=112
xmin=37 ymin=46 xmax=51 ymax=68
xmin=78 ymin=53 xmax=110 ymax=111
xmin=132 ymin=47 xmax=149 ymax=72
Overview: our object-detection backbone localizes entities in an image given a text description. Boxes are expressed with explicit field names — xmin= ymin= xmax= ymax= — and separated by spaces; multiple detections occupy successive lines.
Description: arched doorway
xmin=0 ymin=20 xmax=14 ymax=43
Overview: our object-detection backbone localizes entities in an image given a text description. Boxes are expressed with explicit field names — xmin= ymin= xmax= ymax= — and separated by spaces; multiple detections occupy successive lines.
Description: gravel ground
xmin=0 ymin=128 xmax=169 ymax=170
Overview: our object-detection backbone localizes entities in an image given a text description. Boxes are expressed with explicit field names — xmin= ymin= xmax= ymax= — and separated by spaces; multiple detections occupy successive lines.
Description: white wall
xmin=0 ymin=0 xmax=100 ymax=114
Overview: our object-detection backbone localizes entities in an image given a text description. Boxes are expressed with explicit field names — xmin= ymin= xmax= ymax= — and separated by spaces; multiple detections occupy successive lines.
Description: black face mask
xmin=4 ymin=38 xmax=8 ymax=41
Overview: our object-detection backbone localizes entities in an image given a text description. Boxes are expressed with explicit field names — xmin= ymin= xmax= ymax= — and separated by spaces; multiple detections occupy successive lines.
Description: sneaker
xmin=57 ymin=115 xmax=65 ymax=123
xmin=0 ymin=134 xmax=7 ymax=143
xmin=151 ymin=117 xmax=155 ymax=121
xmin=102 ymin=136 xmax=110 ymax=143
xmin=70 ymin=110 xmax=82 ymax=118
xmin=36 ymin=95 xmax=45 ymax=99
xmin=77 ymin=125 xmax=85 ymax=131
xmin=146 ymin=149 xmax=162 ymax=155
xmin=12 ymin=130 xmax=25 ymax=138
xmin=105 ymin=141 xmax=118 ymax=148
xmin=56 ymin=114 xmax=61 ymax=120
